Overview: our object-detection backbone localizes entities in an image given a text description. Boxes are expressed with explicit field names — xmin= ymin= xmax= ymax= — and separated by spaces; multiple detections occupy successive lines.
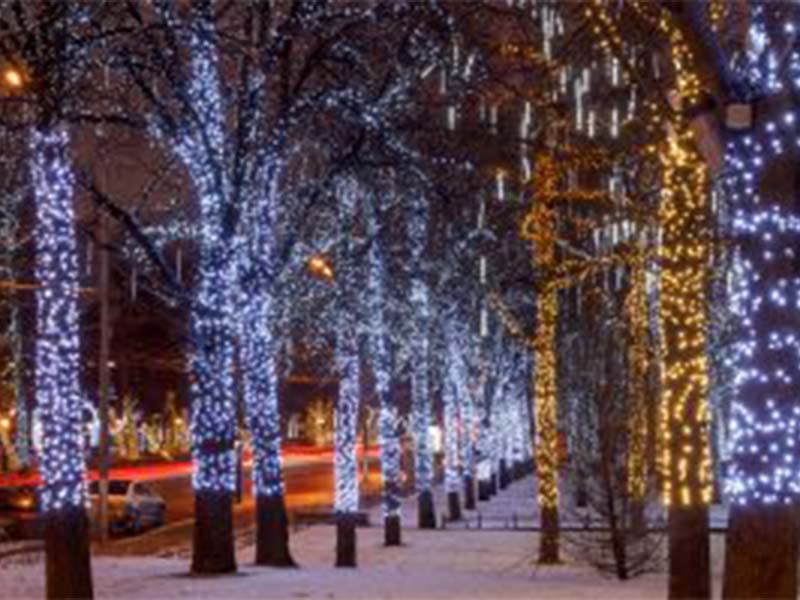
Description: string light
xmin=239 ymin=290 xmax=285 ymax=499
xmin=443 ymin=319 xmax=464 ymax=503
xmin=521 ymin=153 xmax=559 ymax=561
xmin=657 ymin=125 xmax=713 ymax=507
xmin=625 ymin=246 xmax=649 ymax=501
xmin=365 ymin=211 xmax=401 ymax=524
xmin=334 ymin=179 xmax=360 ymax=516
xmin=583 ymin=0 xmax=715 ymax=509
xmin=408 ymin=194 xmax=435 ymax=524
xmin=723 ymin=16 xmax=800 ymax=502
xmin=235 ymin=133 xmax=294 ymax=557
xmin=31 ymin=127 xmax=86 ymax=512
xmin=160 ymin=6 xmax=238 ymax=494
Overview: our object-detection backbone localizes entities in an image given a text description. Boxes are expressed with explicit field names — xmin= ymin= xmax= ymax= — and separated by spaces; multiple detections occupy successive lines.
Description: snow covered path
xmin=0 ymin=475 xmax=729 ymax=598
xmin=0 ymin=526 xmax=675 ymax=599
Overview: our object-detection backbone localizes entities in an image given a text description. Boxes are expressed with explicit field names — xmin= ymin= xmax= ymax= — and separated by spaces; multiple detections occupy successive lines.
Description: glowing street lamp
xmin=308 ymin=255 xmax=334 ymax=280
xmin=3 ymin=67 xmax=24 ymax=90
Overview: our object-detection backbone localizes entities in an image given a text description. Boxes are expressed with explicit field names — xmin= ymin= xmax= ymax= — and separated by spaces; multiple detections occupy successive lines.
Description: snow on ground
xmin=0 ymin=527 xmax=674 ymax=599
xmin=0 ymin=476 xmax=729 ymax=599
xmin=436 ymin=475 xmax=729 ymax=531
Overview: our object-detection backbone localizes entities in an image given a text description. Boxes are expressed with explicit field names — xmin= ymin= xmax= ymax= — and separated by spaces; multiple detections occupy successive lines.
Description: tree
xmin=304 ymin=398 xmax=334 ymax=446
xmin=565 ymin=287 xmax=662 ymax=581
xmin=714 ymin=5 xmax=800 ymax=597
xmin=364 ymin=190 xmax=403 ymax=545
xmin=0 ymin=2 xmax=104 ymax=595
xmin=333 ymin=177 xmax=362 ymax=567
xmin=0 ymin=133 xmax=32 ymax=471
xmin=120 ymin=394 xmax=140 ymax=460
xmin=407 ymin=192 xmax=437 ymax=530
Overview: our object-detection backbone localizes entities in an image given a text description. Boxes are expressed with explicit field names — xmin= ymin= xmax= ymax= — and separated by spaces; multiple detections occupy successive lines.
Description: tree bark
xmin=45 ymin=507 xmax=93 ymax=599
xmin=538 ymin=506 xmax=560 ymax=564
xmin=464 ymin=475 xmax=476 ymax=510
xmin=723 ymin=503 xmax=798 ymax=599
xmin=255 ymin=494 xmax=296 ymax=567
xmin=575 ymin=479 xmax=588 ymax=509
xmin=336 ymin=514 xmax=357 ymax=567
xmin=609 ymin=506 xmax=628 ymax=581
xmin=629 ymin=498 xmax=646 ymax=534
xmin=499 ymin=459 xmax=510 ymax=489
xmin=192 ymin=489 xmax=236 ymax=574
xmin=447 ymin=491 xmax=462 ymax=521
xmin=417 ymin=489 xmax=436 ymax=529
xmin=478 ymin=478 xmax=491 ymax=501
xmin=668 ymin=505 xmax=710 ymax=599
xmin=384 ymin=514 xmax=401 ymax=546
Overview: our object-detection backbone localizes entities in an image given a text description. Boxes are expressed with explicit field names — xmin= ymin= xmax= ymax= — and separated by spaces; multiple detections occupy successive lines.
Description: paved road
xmin=0 ymin=448 xmax=385 ymax=549
xmin=148 ymin=458 xmax=383 ymax=525
xmin=96 ymin=455 xmax=384 ymax=555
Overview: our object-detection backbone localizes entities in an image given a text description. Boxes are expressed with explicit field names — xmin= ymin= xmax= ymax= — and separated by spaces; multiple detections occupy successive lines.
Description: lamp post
xmin=97 ymin=212 xmax=111 ymax=544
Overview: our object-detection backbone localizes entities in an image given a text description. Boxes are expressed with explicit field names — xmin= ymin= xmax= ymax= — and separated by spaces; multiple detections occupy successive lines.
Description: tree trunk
xmin=255 ymin=494 xmax=296 ymax=567
xmin=611 ymin=525 xmax=628 ymax=581
xmin=489 ymin=471 xmax=498 ymax=496
xmin=447 ymin=491 xmax=462 ymax=521
xmin=336 ymin=514 xmax=357 ymax=567
xmin=629 ymin=498 xmax=646 ymax=534
xmin=478 ymin=479 xmax=492 ymax=502
xmin=417 ymin=489 xmax=436 ymax=529
xmin=499 ymin=459 xmax=510 ymax=489
xmin=192 ymin=489 xmax=236 ymax=574
xmin=538 ymin=506 xmax=560 ymax=564
xmin=575 ymin=480 xmax=588 ymax=509
xmin=478 ymin=478 xmax=491 ymax=501
xmin=668 ymin=505 xmax=709 ymax=599
xmin=464 ymin=475 xmax=476 ymax=510
xmin=384 ymin=514 xmax=401 ymax=546
xmin=723 ymin=503 xmax=798 ymax=599
xmin=45 ymin=507 xmax=93 ymax=599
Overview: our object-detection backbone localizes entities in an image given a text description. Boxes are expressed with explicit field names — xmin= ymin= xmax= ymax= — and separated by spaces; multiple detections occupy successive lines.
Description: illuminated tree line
xmin=12 ymin=2 xmax=800 ymax=600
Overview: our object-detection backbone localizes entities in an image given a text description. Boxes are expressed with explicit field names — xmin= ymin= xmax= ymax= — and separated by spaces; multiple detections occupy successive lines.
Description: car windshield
xmin=88 ymin=481 xmax=130 ymax=496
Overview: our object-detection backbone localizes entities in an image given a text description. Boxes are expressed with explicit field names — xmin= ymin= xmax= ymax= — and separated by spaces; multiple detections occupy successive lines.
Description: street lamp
xmin=308 ymin=255 xmax=334 ymax=280
xmin=3 ymin=66 xmax=24 ymax=90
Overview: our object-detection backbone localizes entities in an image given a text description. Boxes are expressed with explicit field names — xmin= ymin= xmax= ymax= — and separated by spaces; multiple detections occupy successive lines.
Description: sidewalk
xmin=0 ymin=474 xmax=731 ymax=599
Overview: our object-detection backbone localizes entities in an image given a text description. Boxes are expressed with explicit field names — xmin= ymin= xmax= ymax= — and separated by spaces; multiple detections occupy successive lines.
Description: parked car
xmin=0 ymin=486 xmax=42 ymax=539
xmin=88 ymin=480 xmax=166 ymax=534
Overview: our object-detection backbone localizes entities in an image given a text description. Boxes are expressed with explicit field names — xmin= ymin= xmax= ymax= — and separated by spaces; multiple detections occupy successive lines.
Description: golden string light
xmin=657 ymin=125 xmax=712 ymax=507
xmin=707 ymin=0 xmax=727 ymax=32
xmin=585 ymin=0 xmax=714 ymax=509
xmin=520 ymin=153 xmax=560 ymax=562
xmin=625 ymin=248 xmax=649 ymax=501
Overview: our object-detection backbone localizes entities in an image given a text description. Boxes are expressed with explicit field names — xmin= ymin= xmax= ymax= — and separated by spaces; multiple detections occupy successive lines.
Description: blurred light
xmin=3 ymin=67 xmax=23 ymax=89
xmin=308 ymin=255 xmax=334 ymax=280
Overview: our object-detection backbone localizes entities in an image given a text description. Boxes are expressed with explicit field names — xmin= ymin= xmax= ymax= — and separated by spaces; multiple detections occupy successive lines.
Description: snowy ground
xmin=0 ymin=476 xmax=729 ymax=599
xmin=440 ymin=477 xmax=729 ymax=531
